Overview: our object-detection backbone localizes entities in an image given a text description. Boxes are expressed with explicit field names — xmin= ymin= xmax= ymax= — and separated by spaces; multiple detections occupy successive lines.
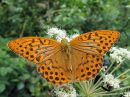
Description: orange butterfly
xmin=8 ymin=30 xmax=120 ymax=85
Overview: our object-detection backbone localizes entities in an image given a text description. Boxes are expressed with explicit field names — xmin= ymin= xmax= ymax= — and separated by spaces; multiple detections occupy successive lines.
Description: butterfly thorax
xmin=61 ymin=38 xmax=70 ymax=53
xmin=61 ymin=38 xmax=72 ymax=72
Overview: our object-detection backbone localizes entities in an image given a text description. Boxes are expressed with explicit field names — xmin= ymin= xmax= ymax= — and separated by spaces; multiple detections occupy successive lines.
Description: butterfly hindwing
xmin=38 ymin=64 xmax=71 ymax=85
xmin=71 ymin=48 xmax=103 ymax=82
xmin=37 ymin=49 xmax=72 ymax=85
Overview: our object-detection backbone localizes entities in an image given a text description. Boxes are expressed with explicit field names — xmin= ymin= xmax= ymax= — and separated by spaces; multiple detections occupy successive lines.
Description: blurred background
xmin=0 ymin=0 xmax=130 ymax=97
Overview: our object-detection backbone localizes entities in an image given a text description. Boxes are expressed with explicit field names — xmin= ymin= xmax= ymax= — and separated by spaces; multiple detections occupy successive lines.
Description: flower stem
xmin=116 ymin=69 xmax=130 ymax=78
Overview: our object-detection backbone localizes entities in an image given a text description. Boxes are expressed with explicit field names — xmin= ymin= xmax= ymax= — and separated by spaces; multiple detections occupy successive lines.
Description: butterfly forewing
xmin=70 ymin=30 xmax=120 ymax=55
xmin=8 ymin=37 xmax=61 ymax=64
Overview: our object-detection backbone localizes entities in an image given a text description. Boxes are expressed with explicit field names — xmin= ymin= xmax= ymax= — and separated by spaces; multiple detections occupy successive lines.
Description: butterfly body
xmin=61 ymin=38 xmax=73 ymax=73
xmin=8 ymin=30 xmax=120 ymax=85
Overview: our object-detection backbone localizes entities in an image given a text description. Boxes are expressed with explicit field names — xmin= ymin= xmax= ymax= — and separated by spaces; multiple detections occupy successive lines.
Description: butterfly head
xmin=61 ymin=38 xmax=71 ymax=53
xmin=61 ymin=38 xmax=70 ymax=46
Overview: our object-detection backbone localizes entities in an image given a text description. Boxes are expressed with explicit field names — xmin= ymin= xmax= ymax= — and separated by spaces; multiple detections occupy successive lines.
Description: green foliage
xmin=0 ymin=0 xmax=130 ymax=97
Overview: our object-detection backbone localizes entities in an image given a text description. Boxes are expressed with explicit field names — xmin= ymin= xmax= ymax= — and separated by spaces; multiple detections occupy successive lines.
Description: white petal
xmin=47 ymin=27 xmax=67 ymax=38
xmin=70 ymin=34 xmax=79 ymax=40
xmin=47 ymin=27 xmax=59 ymax=35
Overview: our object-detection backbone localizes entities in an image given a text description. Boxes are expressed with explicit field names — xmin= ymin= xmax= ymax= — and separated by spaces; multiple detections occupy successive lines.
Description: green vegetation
xmin=0 ymin=0 xmax=130 ymax=97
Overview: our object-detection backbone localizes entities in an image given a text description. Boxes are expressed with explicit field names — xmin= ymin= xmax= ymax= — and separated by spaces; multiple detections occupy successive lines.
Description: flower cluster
xmin=103 ymin=74 xmax=120 ymax=89
xmin=54 ymin=85 xmax=76 ymax=97
xmin=110 ymin=47 xmax=130 ymax=63
xmin=123 ymin=91 xmax=130 ymax=97
xmin=47 ymin=27 xmax=67 ymax=41
xmin=47 ymin=27 xmax=79 ymax=42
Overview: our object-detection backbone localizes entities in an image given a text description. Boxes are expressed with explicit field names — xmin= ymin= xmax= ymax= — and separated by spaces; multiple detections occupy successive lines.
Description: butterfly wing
xmin=71 ymin=49 xmax=103 ymax=81
xmin=70 ymin=30 xmax=120 ymax=55
xmin=37 ymin=51 xmax=72 ymax=85
xmin=8 ymin=37 xmax=61 ymax=64
xmin=8 ymin=37 xmax=71 ymax=85
xmin=70 ymin=30 xmax=120 ymax=81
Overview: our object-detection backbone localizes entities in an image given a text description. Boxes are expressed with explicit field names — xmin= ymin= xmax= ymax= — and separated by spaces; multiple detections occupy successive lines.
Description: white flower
xmin=109 ymin=47 xmax=130 ymax=63
xmin=47 ymin=27 xmax=80 ymax=42
xmin=47 ymin=27 xmax=60 ymax=35
xmin=54 ymin=85 xmax=76 ymax=97
xmin=65 ymin=34 xmax=79 ymax=42
xmin=123 ymin=92 xmax=130 ymax=97
xmin=65 ymin=37 xmax=71 ymax=42
xmin=47 ymin=27 xmax=67 ymax=41
xmin=103 ymin=74 xmax=114 ymax=82
xmin=69 ymin=34 xmax=79 ymax=41
xmin=103 ymin=74 xmax=120 ymax=89
xmin=55 ymin=31 xmax=67 ymax=42
xmin=112 ymin=79 xmax=120 ymax=88
xmin=126 ymin=52 xmax=130 ymax=59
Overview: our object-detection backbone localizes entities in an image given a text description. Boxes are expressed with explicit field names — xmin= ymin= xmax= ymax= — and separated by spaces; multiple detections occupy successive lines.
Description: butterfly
xmin=8 ymin=30 xmax=120 ymax=85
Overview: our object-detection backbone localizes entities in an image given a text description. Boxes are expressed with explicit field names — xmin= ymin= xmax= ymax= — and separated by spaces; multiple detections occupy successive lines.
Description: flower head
xmin=54 ymin=85 xmax=76 ymax=97
xmin=69 ymin=34 xmax=79 ymax=41
xmin=47 ymin=27 xmax=79 ymax=42
xmin=47 ymin=27 xmax=60 ymax=35
xmin=47 ymin=27 xmax=67 ymax=41
xmin=123 ymin=91 xmax=130 ymax=97
xmin=109 ymin=47 xmax=130 ymax=63
xmin=103 ymin=74 xmax=120 ymax=89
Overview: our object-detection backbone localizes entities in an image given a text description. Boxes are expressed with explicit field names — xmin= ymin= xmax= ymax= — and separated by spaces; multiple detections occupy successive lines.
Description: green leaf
xmin=17 ymin=82 xmax=24 ymax=90
xmin=0 ymin=83 xmax=6 ymax=93
xmin=0 ymin=67 xmax=13 ymax=76
xmin=0 ymin=67 xmax=8 ymax=76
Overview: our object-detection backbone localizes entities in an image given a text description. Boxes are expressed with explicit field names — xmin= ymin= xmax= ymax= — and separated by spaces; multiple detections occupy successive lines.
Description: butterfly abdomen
xmin=61 ymin=38 xmax=73 ymax=73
